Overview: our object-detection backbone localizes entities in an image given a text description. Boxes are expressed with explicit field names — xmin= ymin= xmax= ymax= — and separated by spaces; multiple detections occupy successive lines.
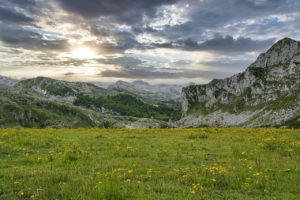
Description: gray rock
xmin=180 ymin=38 xmax=300 ymax=128
xmin=0 ymin=75 xmax=19 ymax=87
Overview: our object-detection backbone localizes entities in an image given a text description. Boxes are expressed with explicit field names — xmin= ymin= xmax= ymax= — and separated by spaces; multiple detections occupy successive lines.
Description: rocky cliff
xmin=180 ymin=38 xmax=300 ymax=128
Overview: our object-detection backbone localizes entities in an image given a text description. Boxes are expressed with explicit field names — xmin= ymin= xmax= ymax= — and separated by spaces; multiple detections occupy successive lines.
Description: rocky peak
xmin=180 ymin=37 xmax=300 ymax=128
xmin=250 ymin=37 xmax=300 ymax=68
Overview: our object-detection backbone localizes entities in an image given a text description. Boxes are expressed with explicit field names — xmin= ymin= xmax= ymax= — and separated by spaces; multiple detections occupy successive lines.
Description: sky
xmin=0 ymin=0 xmax=299 ymax=84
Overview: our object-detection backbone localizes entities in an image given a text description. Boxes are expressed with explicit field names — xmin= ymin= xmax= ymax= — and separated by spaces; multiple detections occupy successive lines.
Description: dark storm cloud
xmin=57 ymin=0 xmax=178 ymax=24
xmin=152 ymin=36 xmax=275 ymax=53
xmin=0 ymin=25 xmax=69 ymax=51
xmin=0 ymin=6 xmax=34 ymax=24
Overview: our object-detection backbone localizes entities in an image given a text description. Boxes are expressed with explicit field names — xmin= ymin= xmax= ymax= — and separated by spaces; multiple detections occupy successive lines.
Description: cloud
xmin=195 ymin=36 xmax=274 ymax=52
xmin=199 ymin=60 xmax=252 ymax=69
xmin=57 ymin=0 xmax=178 ymax=24
xmin=88 ymin=28 xmax=144 ymax=53
xmin=0 ymin=6 xmax=34 ymax=24
xmin=0 ymin=25 xmax=69 ymax=51
xmin=100 ymin=67 xmax=230 ymax=79
xmin=98 ymin=56 xmax=231 ymax=79
xmin=136 ymin=0 xmax=299 ymax=43
xmin=1 ymin=0 xmax=36 ymax=6
xmin=0 ymin=0 xmax=300 ymax=83
xmin=152 ymin=36 xmax=275 ymax=53
xmin=98 ymin=57 xmax=144 ymax=68
xmin=63 ymin=72 xmax=76 ymax=76
xmin=0 ymin=0 xmax=41 ymax=16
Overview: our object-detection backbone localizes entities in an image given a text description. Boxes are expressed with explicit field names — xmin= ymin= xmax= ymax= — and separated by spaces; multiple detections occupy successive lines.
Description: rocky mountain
xmin=179 ymin=38 xmax=300 ymax=128
xmin=0 ymin=76 xmax=180 ymax=128
xmin=1 ymin=38 xmax=299 ymax=128
xmin=16 ymin=77 xmax=113 ymax=102
xmin=0 ymin=75 xmax=19 ymax=87
xmin=108 ymin=80 xmax=182 ymax=103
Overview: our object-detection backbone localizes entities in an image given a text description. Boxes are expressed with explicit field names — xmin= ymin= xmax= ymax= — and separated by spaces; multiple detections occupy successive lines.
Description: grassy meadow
xmin=0 ymin=128 xmax=299 ymax=199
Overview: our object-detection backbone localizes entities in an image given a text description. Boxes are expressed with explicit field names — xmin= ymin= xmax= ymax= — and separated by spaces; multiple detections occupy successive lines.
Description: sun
xmin=69 ymin=47 xmax=97 ymax=59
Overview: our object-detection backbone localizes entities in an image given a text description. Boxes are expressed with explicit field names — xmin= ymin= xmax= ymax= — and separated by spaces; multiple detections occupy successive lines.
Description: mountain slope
xmin=16 ymin=76 xmax=113 ymax=100
xmin=108 ymin=80 xmax=182 ymax=103
xmin=0 ymin=75 xmax=19 ymax=88
xmin=0 ymin=86 xmax=170 ymax=128
xmin=0 ymin=87 xmax=106 ymax=128
xmin=179 ymin=38 xmax=300 ymax=128
xmin=0 ymin=77 xmax=179 ymax=128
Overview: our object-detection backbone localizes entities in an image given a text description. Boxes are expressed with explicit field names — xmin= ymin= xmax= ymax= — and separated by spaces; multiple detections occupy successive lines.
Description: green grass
xmin=0 ymin=128 xmax=299 ymax=199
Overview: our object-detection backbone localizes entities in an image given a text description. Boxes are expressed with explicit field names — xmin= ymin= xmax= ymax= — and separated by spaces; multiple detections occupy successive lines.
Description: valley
xmin=1 ymin=38 xmax=300 ymax=128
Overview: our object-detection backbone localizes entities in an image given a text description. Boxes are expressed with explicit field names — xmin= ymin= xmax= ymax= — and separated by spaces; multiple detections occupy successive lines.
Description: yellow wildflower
xmin=125 ymin=179 xmax=131 ymax=183
xmin=18 ymin=191 xmax=24 ymax=197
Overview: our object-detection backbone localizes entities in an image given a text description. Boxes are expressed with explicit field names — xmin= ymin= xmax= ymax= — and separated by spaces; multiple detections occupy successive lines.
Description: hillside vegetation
xmin=0 ymin=77 xmax=181 ymax=128
xmin=0 ymin=128 xmax=299 ymax=199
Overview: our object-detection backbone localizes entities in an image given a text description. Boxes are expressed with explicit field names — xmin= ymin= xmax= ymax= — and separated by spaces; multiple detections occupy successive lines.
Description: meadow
xmin=0 ymin=128 xmax=299 ymax=200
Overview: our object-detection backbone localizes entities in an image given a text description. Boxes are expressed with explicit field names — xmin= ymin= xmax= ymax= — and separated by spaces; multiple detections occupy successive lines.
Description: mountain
xmin=0 ymin=76 xmax=180 ymax=128
xmin=179 ymin=38 xmax=300 ymax=128
xmin=0 ymin=87 xmax=107 ymax=128
xmin=0 ymin=75 xmax=19 ymax=88
xmin=1 ymin=38 xmax=299 ymax=128
xmin=108 ymin=80 xmax=182 ymax=103
xmin=16 ymin=76 xmax=113 ymax=101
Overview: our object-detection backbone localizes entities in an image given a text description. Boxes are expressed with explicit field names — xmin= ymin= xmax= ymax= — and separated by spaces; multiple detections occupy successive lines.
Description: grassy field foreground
xmin=0 ymin=128 xmax=299 ymax=200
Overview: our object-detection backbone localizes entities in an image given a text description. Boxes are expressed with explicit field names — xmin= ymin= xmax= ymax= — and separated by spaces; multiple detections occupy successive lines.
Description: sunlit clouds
xmin=0 ymin=0 xmax=299 ymax=83
xmin=62 ymin=47 xmax=101 ymax=60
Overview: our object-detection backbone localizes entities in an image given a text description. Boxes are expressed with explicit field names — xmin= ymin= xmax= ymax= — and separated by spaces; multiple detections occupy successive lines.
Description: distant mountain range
xmin=107 ymin=80 xmax=182 ymax=103
xmin=0 ymin=76 xmax=181 ymax=128
xmin=0 ymin=75 xmax=19 ymax=87
xmin=179 ymin=38 xmax=300 ymax=128
xmin=0 ymin=38 xmax=299 ymax=128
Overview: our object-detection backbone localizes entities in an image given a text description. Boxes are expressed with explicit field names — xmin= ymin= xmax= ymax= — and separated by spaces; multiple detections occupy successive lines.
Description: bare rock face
xmin=108 ymin=80 xmax=182 ymax=102
xmin=0 ymin=75 xmax=18 ymax=87
xmin=180 ymin=38 xmax=300 ymax=128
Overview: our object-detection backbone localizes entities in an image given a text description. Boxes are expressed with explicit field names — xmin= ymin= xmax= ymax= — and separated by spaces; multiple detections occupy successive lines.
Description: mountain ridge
xmin=179 ymin=37 xmax=300 ymax=128
xmin=0 ymin=76 xmax=180 ymax=128
xmin=0 ymin=37 xmax=299 ymax=128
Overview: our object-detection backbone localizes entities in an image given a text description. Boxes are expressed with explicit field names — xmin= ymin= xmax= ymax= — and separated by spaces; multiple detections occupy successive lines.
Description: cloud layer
xmin=0 ymin=0 xmax=299 ymax=83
